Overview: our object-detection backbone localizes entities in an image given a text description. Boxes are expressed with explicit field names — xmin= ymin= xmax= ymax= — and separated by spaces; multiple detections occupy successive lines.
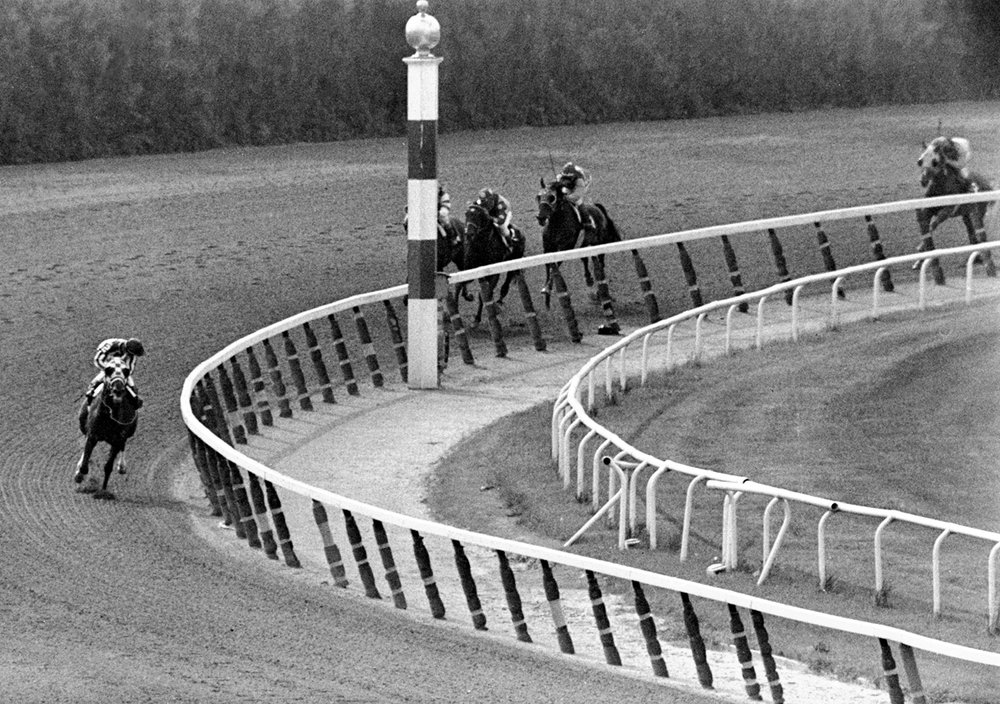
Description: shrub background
xmin=1 ymin=0 xmax=997 ymax=165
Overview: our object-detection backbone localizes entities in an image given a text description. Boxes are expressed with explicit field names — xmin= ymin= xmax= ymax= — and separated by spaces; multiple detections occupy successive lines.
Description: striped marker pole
xmin=631 ymin=249 xmax=661 ymax=323
xmin=453 ymin=540 xmax=487 ymax=630
xmin=411 ymin=529 xmax=446 ymax=619
xmin=550 ymin=266 xmax=583 ymax=343
xmin=262 ymin=339 xmax=293 ymax=418
xmin=540 ymin=560 xmax=575 ymax=654
xmin=373 ymin=519 xmax=407 ymax=609
xmin=244 ymin=347 xmax=273 ymax=426
xmin=302 ymin=322 xmax=335 ymax=404
xmin=245 ymin=472 xmax=279 ymax=560
xmin=864 ymin=215 xmax=894 ymax=291
xmin=727 ymin=604 xmax=762 ymax=700
xmin=404 ymin=1 xmax=442 ymax=389
xmin=311 ymin=500 xmax=349 ymax=587
xmin=750 ymin=609 xmax=784 ymax=703
xmin=443 ymin=288 xmax=475 ymax=364
xmin=631 ymin=581 xmax=668 ymax=677
xmin=352 ymin=306 xmax=384 ymax=388
xmin=496 ymin=550 xmax=532 ymax=642
xmin=878 ymin=639 xmax=906 ymax=704
xmin=680 ymin=592 xmax=713 ymax=689
xmin=343 ymin=510 xmax=381 ymax=600
xmin=186 ymin=429 xmax=222 ymax=517
xmin=719 ymin=235 xmax=748 ymax=312
xmin=327 ymin=314 xmax=359 ymax=395
xmin=515 ymin=270 xmax=547 ymax=351
xmin=676 ymin=242 xmax=704 ymax=308
xmin=215 ymin=366 xmax=246 ymax=444
xmin=898 ymin=643 xmax=927 ymax=704
xmin=814 ymin=222 xmax=845 ymax=298
xmin=281 ymin=330 xmax=312 ymax=411
xmin=264 ymin=480 xmax=300 ymax=568
xmin=767 ymin=228 xmax=794 ymax=305
xmin=383 ymin=300 xmax=408 ymax=383
xmin=228 ymin=357 xmax=259 ymax=434
xmin=585 ymin=570 xmax=622 ymax=666
xmin=478 ymin=276 xmax=508 ymax=357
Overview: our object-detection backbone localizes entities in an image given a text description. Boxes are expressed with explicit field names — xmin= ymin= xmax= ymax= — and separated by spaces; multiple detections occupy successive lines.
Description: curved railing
xmin=181 ymin=190 xmax=1000 ymax=701
xmin=551 ymin=240 xmax=1000 ymax=626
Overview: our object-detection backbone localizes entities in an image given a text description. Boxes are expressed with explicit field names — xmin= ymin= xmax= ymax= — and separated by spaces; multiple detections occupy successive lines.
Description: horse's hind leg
xmin=963 ymin=211 xmax=997 ymax=277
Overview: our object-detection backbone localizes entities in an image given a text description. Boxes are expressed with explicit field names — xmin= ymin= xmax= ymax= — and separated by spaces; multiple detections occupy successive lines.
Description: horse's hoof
xmin=597 ymin=324 xmax=621 ymax=336
xmin=73 ymin=471 xmax=85 ymax=484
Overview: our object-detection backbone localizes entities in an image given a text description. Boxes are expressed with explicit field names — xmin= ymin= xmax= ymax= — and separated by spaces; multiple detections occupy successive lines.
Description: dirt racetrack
xmin=2 ymin=101 xmax=998 ymax=702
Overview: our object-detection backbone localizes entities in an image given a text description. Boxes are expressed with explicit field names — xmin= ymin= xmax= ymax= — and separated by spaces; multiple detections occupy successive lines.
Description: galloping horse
xmin=75 ymin=357 xmax=139 ymax=499
xmin=535 ymin=177 xmax=622 ymax=307
xmin=462 ymin=202 xmax=525 ymax=324
xmin=916 ymin=137 xmax=996 ymax=282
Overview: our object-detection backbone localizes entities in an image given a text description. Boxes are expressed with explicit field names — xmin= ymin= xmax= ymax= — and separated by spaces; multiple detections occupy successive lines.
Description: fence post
xmin=680 ymin=592 xmax=713 ymax=688
xmin=728 ymin=604 xmax=762 ymax=700
xmin=515 ymin=270 xmax=547 ymax=350
xmin=751 ymin=609 xmax=784 ymax=703
xmin=281 ymin=330 xmax=313 ymax=411
xmin=496 ymin=550 xmax=532 ymax=642
xmin=302 ymin=321 xmax=336 ymax=404
xmin=864 ymin=214 xmax=895 ymax=292
xmin=327 ymin=313 xmax=359 ymax=395
xmin=540 ymin=560 xmax=575 ymax=654
xmin=767 ymin=228 xmax=794 ymax=304
xmin=676 ymin=242 xmax=704 ymax=308
xmin=632 ymin=581 xmax=669 ymax=677
xmin=720 ymin=235 xmax=748 ymax=312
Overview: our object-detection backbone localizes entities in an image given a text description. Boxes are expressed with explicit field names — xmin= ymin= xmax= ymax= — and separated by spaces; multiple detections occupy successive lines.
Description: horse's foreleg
xmin=542 ymin=264 xmax=554 ymax=309
xmin=963 ymin=212 xmax=997 ymax=277
xmin=97 ymin=447 xmax=120 ymax=499
xmin=498 ymin=272 xmax=516 ymax=304
xmin=75 ymin=438 xmax=96 ymax=483
xmin=582 ymin=258 xmax=594 ymax=288
xmin=916 ymin=211 xmax=946 ymax=285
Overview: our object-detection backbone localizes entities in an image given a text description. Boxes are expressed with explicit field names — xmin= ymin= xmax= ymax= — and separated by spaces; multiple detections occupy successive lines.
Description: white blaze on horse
xmin=915 ymin=136 xmax=997 ymax=283
xmin=75 ymin=356 xmax=140 ymax=499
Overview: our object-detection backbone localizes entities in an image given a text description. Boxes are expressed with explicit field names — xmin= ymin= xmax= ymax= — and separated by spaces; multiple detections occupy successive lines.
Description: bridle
xmin=100 ymin=369 xmax=139 ymax=426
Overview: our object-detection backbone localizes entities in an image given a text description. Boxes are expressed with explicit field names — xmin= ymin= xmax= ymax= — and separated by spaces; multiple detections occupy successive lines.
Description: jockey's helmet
xmin=477 ymin=188 xmax=499 ymax=212
xmin=125 ymin=338 xmax=145 ymax=357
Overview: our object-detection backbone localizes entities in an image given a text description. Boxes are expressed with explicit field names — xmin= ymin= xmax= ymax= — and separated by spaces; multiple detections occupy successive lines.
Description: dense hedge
xmin=1 ymin=0 xmax=997 ymax=165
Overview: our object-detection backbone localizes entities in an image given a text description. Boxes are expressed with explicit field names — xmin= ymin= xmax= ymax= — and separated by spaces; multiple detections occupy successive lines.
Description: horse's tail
xmin=983 ymin=191 xmax=1000 ymax=239
xmin=594 ymin=203 xmax=623 ymax=243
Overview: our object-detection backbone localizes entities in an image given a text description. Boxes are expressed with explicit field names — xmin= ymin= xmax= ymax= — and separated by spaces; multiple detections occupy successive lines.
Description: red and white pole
xmin=404 ymin=1 xmax=442 ymax=389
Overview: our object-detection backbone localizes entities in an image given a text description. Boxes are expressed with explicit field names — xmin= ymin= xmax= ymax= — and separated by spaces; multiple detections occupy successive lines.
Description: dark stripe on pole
xmin=408 ymin=239 xmax=438 ymax=299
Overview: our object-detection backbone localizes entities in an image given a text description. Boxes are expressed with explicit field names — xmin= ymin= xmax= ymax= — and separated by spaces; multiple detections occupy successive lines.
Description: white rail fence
xmin=551 ymin=240 xmax=1000 ymax=631
xmin=181 ymin=191 xmax=1000 ymax=702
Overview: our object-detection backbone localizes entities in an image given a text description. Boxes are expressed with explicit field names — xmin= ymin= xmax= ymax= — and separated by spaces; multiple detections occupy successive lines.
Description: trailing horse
xmin=462 ymin=202 xmax=524 ymax=326
xmin=536 ymin=177 xmax=622 ymax=334
xmin=915 ymin=138 xmax=996 ymax=284
xmin=75 ymin=357 xmax=139 ymax=499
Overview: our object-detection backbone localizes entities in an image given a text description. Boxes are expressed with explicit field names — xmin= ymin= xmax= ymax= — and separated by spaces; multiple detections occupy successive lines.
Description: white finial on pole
xmin=404 ymin=0 xmax=443 ymax=389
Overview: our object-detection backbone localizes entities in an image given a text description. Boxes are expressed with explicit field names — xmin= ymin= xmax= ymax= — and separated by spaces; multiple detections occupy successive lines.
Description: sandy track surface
xmin=0 ymin=146 xmax=729 ymax=703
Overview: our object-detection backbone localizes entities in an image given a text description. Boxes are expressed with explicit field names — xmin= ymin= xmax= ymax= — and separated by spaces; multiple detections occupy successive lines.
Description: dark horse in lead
xmin=916 ymin=137 xmax=997 ymax=284
xmin=536 ymin=177 xmax=623 ymax=334
xmin=75 ymin=358 xmax=139 ymax=499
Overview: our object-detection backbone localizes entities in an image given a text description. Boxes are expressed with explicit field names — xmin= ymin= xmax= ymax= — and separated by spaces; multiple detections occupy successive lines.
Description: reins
xmin=101 ymin=390 xmax=139 ymax=426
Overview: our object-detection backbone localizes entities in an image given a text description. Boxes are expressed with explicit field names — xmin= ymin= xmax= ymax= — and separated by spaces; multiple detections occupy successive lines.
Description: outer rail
xmin=182 ymin=191 xmax=1000 ymax=699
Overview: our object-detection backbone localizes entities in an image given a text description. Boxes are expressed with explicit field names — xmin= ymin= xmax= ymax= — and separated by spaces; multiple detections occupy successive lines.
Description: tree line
xmin=1 ymin=0 xmax=997 ymax=165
